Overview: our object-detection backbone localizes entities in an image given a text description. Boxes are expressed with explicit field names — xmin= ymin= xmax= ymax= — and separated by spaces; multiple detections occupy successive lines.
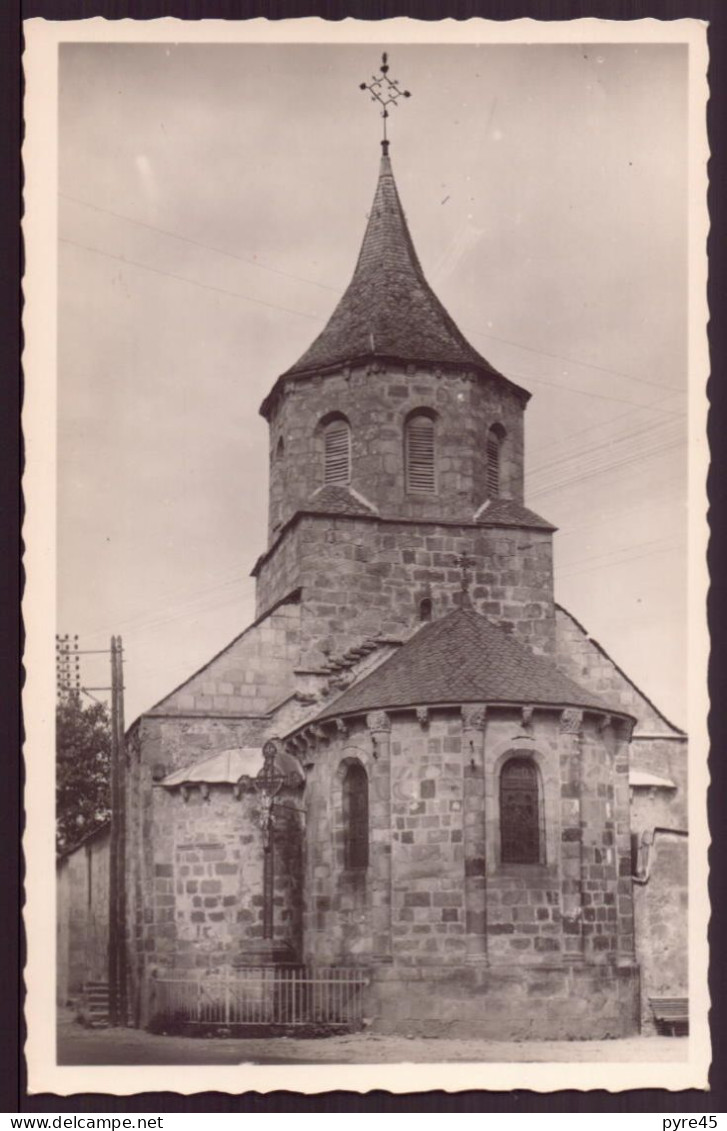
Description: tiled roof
xmin=306 ymin=485 xmax=377 ymax=516
xmin=280 ymin=154 xmax=518 ymax=386
xmin=315 ymin=607 xmax=624 ymax=721
xmin=474 ymin=498 xmax=556 ymax=531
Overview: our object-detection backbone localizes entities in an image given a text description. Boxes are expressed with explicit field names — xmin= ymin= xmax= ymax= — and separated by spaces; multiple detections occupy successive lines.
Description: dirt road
xmin=57 ymin=1010 xmax=688 ymax=1066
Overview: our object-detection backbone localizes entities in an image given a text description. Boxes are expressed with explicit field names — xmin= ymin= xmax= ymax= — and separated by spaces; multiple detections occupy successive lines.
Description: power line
xmin=59 ymin=236 xmax=325 ymax=323
xmin=59 ymin=192 xmax=341 ymax=295
xmin=76 ymin=574 xmax=254 ymax=642
xmin=501 ymin=362 xmax=684 ymax=416
xmin=62 ymin=230 xmax=686 ymax=419
xmin=557 ymin=533 xmax=679 ymax=571
xmin=529 ymin=416 xmax=683 ymax=479
xmin=529 ymin=428 xmax=683 ymax=497
xmin=553 ymin=481 xmax=685 ymax=540
xmin=463 ymin=323 xmax=684 ymax=394
xmin=556 ymin=538 xmax=684 ymax=582
xmin=529 ymin=435 xmax=683 ymax=501
xmin=527 ymin=399 xmax=685 ymax=464
xmin=60 ymin=194 xmax=688 ymax=404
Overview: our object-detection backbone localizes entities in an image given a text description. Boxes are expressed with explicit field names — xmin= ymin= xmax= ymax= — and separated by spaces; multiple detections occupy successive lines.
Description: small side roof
xmin=160 ymin=745 xmax=306 ymax=788
xmin=161 ymin=747 xmax=264 ymax=786
xmin=629 ymin=770 xmax=677 ymax=789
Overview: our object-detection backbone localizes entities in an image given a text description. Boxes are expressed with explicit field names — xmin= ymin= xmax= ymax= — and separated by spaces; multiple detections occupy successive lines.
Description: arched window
xmin=342 ymin=762 xmax=369 ymax=870
xmin=419 ymin=597 xmax=433 ymax=622
xmin=486 ymin=424 xmax=505 ymax=498
xmin=500 ymin=756 xmax=542 ymax=864
xmin=323 ymin=416 xmax=351 ymax=485
xmin=275 ymin=436 xmax=285 ymax=460
xmin=405 ymin=413 xmax=436 ymax=494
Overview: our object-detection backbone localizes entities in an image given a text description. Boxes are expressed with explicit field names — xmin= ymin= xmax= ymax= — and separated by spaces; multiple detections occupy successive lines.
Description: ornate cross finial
xmin=455 ymin=553 xmax=476 ymax=605
xmin=359 ymin=52 xmax=411 ymax=155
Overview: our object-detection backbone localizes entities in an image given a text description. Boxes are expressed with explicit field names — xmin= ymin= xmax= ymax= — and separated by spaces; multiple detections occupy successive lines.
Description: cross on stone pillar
xmin=255 ymin=739 xmax=286 ymax=941
xmin=455 ymin=552 xmax=476 ymax=606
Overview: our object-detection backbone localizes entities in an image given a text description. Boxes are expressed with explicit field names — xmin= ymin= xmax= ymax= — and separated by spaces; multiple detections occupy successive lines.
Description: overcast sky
xmin=57 ymin=38 xmax=689 ymax=727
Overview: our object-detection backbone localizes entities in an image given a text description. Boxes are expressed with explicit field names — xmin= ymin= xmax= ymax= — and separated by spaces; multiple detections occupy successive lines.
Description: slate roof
xmin=306 ymin=485 xmax=377 ymax=516
xmin=276 ymin=154 xmax=524 ymax=392
xmin=474 ymin=498 xmax=556 ymax=532
xmin=315 ymin=607 xmax=628 ymax=721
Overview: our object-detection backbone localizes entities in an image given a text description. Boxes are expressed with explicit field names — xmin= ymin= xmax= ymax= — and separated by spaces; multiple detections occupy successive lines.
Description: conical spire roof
xmin=278 ymin=152 xmax=511 ymax=385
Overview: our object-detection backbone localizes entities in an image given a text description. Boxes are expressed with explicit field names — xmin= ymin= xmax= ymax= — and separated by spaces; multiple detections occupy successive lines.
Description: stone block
xmin=405 ymin=892 xmax=431 ymax=908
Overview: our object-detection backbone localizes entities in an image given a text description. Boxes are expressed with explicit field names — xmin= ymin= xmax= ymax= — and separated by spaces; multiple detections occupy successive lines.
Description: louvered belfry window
xmin=343 ymin=762 xmax=369 ymax=870
xmin=406 ymin=414 xmax=436 ymax=493
xmin=486 ymin=430 xmax=501 ymax=498
xmin=500 ymin=757 xmax=541 ymax=864
xmin=324 ymin=418 xmax=351 ymax=485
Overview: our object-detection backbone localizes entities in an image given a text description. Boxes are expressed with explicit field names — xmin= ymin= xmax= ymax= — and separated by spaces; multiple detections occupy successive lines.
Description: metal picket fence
xmin=149 ymin=966 xmax=370 ymax=1032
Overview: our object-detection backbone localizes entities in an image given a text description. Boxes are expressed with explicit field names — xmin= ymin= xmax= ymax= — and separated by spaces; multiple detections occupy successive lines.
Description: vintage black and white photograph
xmin=23 ymin=18 xmax=709 ymax=1093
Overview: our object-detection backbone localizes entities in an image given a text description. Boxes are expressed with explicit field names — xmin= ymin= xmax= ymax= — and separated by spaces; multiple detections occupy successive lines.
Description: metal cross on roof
xmin=359 ymin=52 xmax=411 ymax=153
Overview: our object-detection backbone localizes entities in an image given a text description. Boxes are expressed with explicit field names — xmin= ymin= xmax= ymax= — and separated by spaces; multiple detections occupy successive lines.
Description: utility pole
xmin=108 ymin=635 xmax=127 ymax=1026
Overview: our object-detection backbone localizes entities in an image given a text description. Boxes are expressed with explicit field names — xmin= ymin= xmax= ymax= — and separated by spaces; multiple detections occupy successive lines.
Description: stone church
xmin=57 ymin=137 xmax=688 ymax=1041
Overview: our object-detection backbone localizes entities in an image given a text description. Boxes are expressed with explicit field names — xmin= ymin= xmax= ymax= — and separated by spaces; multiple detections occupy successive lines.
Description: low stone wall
xmin=633 ymin=833 xmax=688 ymax=1032
xmin=56 ymin=826 xmax=111 ymax=1004
xmin=367 ymin=961 xmax=640 ymax=1040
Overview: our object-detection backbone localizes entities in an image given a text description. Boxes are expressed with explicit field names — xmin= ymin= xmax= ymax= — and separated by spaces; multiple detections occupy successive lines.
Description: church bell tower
xmin=252 ymin=57 xmax=557 ymax=668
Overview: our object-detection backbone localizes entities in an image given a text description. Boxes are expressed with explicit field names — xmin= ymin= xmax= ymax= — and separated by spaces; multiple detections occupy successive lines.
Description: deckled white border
xmin=23 ymin=15 xmax=711 ymax=1096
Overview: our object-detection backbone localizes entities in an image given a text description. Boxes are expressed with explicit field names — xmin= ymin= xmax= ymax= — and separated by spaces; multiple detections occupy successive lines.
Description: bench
xmin=650 ymin=997 xmax=689 ymax=1037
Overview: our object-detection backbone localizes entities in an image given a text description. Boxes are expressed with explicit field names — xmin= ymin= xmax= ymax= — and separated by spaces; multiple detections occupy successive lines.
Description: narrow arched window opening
xmin=324 ymin=417 xmax=351 ymax=485
xmin=275 ymin=436 xmax=285 ymax=460
xmin=500 ymin=756 xmax=542 ymax=864
xmin=406 ymin=413 xmax=436 ymax=494
xmin=486 ymin=424 xmax=505 ymax=498
xmin=343 ymin=762 xmax=369 ymax=870
xmin=419 ymin=597 xmax=433 ymax=622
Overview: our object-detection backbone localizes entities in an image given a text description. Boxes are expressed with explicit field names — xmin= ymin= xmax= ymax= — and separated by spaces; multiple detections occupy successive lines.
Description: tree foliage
xmin=56 ymin=693 xmax=111 ymax=855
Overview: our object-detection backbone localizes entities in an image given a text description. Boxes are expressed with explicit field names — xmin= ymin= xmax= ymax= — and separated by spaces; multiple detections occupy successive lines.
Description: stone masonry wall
xmin=256 ymin=515 xmax=554 ymax=666
xmin=389 ymin=714 xmax=468 ymax=965
xmin=151 ymin=597 xmax=302 ymax=718
xmin=125 ymin=715 xmax=283 ymax=1025
xmin=554 ymin=605 xmax=681 ymax=736
xmin=144 ymin=785 xmax=303 ymax=982
xmin=367 ymin=962 xmax=639 ymax=1040
xmin=300 ymin=724 xmax=378 ymax=965
xmin=481 ymin=710 xmax=633 ymax=967
xmin=302 ymin=706 xmax=633 ymax=973
xmin=632 ymin=831 xmax=688 ymax=1030
xmin=299 ymin=704 xmax=638 ymax=1038
xmin=554 ymin=604 xmax=688 ymax=1026
xmin=266 ymin=362 xmax=526 ymax=540
xmin=629 ymin=735 xmax=688 ymax=1028
xmin=630 ymin=737 xmax=688 ymax=831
